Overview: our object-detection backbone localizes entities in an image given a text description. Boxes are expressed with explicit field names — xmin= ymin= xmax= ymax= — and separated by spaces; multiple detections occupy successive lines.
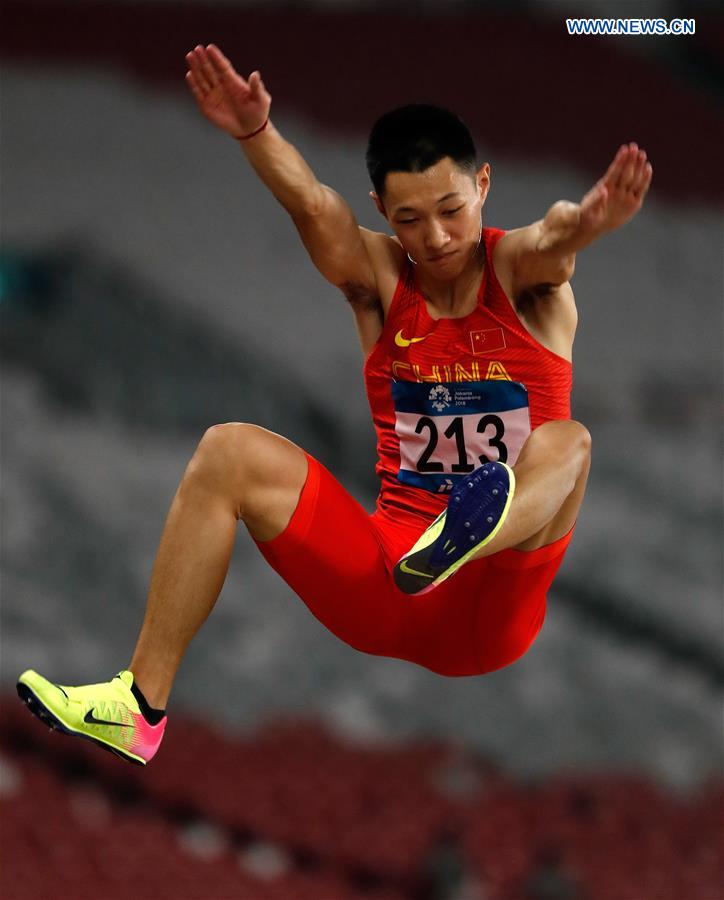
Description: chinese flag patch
xmin=470 ymin=327 xmax=506 ymax=355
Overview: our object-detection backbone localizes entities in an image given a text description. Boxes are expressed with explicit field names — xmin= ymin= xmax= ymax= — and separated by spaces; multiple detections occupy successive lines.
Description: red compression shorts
xmin=255 ymin=454 xmax=573 ymax=677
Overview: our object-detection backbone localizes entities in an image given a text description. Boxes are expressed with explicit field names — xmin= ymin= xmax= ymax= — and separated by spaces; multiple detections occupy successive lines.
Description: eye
xmin=397 ymin=217 xmax=418 ymax=225
xmin=442 ymin=205 xmax=464 ymax=217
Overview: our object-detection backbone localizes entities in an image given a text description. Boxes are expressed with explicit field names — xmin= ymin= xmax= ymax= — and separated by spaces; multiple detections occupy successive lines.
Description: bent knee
xmin=186 ymin=423 xmax=280 ymax=492
xmin=188 ymin=423 xmax=307 ymax=523
xmin=191 ymin=422 xmax=255 ymax=478
xmin=198 ymin=422 xmax=260 ymax=459
xmin=569 ymin=420 xmax=592 ymax=456
xmin=538 ymin=419 xmax=591 ymax=453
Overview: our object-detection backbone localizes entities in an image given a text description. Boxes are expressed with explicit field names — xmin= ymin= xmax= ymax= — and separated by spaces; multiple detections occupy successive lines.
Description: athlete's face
xmin=373 ymin=157 xmax=491 ymax=279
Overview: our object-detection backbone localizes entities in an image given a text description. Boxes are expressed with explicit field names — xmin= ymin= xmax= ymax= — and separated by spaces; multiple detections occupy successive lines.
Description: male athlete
xmin=17 ymin=45 xmax=652 ymax=765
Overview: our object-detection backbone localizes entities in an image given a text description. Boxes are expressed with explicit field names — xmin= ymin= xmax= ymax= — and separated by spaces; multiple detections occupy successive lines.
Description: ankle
xmin=129 ymin=677 xmax=166 ymax=724
xmin=128 ymin=668 xmax=169 ymax=711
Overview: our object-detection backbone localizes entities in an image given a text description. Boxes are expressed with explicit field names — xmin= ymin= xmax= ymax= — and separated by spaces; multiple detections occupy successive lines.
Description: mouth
xmin=427 ymin=250 xmax=458 ymax=263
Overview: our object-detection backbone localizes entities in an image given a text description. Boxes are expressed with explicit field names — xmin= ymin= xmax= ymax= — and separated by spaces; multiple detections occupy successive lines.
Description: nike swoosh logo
xmin=395 ymin=329 xmax=429 ymax=348
xmin=399 ymin=559 xmax=434 ymax=579
xmin=84 ymin=709 xmax=132 ymax=728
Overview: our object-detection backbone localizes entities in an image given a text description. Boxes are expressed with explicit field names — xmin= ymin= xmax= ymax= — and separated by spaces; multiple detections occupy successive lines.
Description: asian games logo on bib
xmin=429 ymin=384 xmax=451 ymax=412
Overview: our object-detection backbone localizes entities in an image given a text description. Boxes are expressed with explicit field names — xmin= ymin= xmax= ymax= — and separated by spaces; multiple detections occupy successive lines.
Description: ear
xmin=476 ymin=163 xmax=491 ymax=205
xmin=370 ymin=190 xmax=388 ymax=219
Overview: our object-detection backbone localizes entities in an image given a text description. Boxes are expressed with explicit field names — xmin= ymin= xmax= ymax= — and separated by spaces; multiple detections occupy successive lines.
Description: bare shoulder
xmin=337 ymin=229 xmax=401 ymax=310
xmin=359 ymin=228 xmax=405 ymax=313
xmin=493 ymin=228 xmax=578 ymax=361
xmin=339 ymin=228 xmax=404 ymax=358
xmin=491 ymin=225 xmax=538 ymax=293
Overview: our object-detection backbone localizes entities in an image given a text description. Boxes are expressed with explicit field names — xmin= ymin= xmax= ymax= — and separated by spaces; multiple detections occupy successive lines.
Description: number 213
xmin=415 ymin=414 xmax=508 ymax=472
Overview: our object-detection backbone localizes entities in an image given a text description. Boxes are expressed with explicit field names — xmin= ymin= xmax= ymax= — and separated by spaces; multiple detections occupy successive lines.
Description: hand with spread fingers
xmin=185 ymin=44 xmax=271 ymax=140
xmin=579 ymin=143 xmax=653 ymax=236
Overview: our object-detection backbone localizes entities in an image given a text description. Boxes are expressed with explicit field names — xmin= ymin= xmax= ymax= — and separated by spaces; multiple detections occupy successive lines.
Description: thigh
xmin=193 ymin=423 xmax=309 ymax=541
xmin=254 ymin=455 xmax=404 ymax=657
xmin=235 ymin=425 xmax=310 ymax=541
xmin=514 ymin=446 xmax=590 ymax=551
xmin=513 ymin=421 xmax=591 ymax=552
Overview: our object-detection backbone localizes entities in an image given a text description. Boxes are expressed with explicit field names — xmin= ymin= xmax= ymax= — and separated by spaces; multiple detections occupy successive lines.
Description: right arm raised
xmin=185 ymin=44 xmax=381 ymax=295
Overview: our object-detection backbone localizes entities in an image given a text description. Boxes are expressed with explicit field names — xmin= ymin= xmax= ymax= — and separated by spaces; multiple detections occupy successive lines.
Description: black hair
xmin=366 ymin=104 xmax=477 ymax=197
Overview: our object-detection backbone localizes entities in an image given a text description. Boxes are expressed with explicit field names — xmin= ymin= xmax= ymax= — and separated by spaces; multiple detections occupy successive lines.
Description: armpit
xmin=514 ymin=283 xmax=556 ymax=314
xmin=341 ymin=282 xmax=383 ymax=316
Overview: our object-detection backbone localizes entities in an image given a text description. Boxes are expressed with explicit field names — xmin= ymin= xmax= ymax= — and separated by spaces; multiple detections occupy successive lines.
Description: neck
xmin=416 ymin=248 xmax=485 ymax=319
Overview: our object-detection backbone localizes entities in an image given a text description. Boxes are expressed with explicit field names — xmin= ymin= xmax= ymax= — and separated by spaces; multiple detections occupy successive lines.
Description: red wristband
xmin=237 ymin=118 xmax=269 ymax=141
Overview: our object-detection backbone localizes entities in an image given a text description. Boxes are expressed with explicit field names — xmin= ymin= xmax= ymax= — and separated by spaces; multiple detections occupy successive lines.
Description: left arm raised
xmin=499 ymin=143 xmax=653 ymax=292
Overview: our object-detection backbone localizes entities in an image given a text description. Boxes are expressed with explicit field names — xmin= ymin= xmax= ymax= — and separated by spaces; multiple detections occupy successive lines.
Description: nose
xmin=424 ymin=219 xmax=450 ymax=253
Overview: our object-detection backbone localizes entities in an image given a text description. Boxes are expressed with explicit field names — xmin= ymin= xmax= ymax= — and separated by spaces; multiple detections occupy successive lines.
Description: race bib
xmin=392 ymin=380 xmax=531 ymax=493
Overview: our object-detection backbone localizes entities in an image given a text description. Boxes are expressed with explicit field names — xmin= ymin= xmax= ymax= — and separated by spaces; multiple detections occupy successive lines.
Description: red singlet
xmin=365 ymin=227 xmax=571 ymax=528
xmin=256 ymin=228 xmax=574 ymax=676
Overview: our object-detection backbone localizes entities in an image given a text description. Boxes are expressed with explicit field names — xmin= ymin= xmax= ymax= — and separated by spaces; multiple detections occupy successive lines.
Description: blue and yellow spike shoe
xmin=394 ymin=461 xmax=516 ymax=595
xmin=16 ymin=670 xmax=166 ymax=765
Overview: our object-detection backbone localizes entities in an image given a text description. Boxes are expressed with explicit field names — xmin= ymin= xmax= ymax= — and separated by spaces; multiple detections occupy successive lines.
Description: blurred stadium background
xmin=1 ymin=1 xmax=722 ymax=898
